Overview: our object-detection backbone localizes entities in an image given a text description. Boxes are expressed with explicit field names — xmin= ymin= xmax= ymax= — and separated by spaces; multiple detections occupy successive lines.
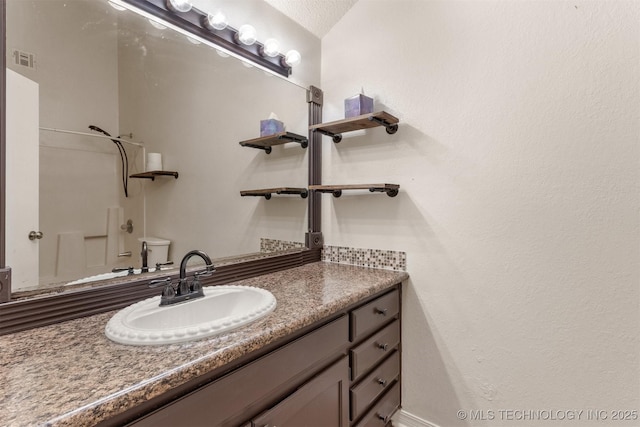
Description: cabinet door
xmin=253 ymin=356 xmax=349 ymax=427
xmin=127 ymin=316 xmax=348 ymax=427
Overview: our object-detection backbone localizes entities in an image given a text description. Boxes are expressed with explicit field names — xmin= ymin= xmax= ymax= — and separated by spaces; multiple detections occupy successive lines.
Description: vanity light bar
xmin=113 ymin=0 xmax=293 ymax=77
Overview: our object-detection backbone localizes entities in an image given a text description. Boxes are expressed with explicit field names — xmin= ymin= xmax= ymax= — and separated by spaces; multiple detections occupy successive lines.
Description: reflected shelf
xmin=309 ymin=184 xmax=400 ymax=198
xmin=240 ymin=187 xmax=309 ymax=199
xmin=130 ymin=171 xmax=179 ymax=181
xmin=309 ymin=111 xmax=399 ymax=143
xmin=239 ymin=132 xmax=309 ymax=154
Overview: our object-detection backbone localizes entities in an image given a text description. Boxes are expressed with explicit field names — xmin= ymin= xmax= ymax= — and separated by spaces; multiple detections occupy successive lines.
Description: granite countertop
xmin=0 ymin=262 xmax=408 ymax=427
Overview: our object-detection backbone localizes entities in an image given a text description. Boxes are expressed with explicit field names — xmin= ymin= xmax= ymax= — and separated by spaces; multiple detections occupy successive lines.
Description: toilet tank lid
xmin=138 ymin=237 xmax=171 ymax=245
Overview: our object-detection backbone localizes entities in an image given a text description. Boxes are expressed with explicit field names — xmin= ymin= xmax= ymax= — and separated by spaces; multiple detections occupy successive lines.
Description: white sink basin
xmin=66 ymin=269 xmax=140 ymax=286
xmin=105 ymin=285 xmax=276 ymax=345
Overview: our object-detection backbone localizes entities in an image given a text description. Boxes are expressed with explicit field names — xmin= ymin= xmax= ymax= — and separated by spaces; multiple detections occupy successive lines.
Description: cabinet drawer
xmin=350 ymin=320 xmax=400 ymax=381
xmin=350 ymin=351 xmax=399 ymax=420
xmin=350 ymin=289 xmax=399 ymax=342
xmin=129 ymin=315 xmax=348 ymax=426
xmin=353 ymin=381 xmax=400 ymax=427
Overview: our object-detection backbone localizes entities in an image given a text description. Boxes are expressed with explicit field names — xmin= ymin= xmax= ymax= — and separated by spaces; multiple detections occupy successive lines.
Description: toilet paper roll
xmin=146 ymin=153 xmax=162 ymax=171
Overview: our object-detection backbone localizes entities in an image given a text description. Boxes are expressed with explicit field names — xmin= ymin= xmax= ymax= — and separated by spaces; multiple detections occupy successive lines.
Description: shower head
xmin=88 ymin=125 xmax=112 ymax=137
xmin=88 ymin=124 xmax=129 ymax=198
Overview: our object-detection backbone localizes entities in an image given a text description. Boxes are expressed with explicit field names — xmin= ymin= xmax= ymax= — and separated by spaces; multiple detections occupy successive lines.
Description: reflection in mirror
xmin=5 ymin=0 xmax=310 ymax=299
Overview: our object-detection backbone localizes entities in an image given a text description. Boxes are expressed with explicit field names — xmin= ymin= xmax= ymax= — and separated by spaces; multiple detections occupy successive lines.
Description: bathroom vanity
xmin=0 ymin=262 xmax=407 ymax=427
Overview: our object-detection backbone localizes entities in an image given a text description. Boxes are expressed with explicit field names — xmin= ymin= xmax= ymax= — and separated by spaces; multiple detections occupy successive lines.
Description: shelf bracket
xmin=311 ymin=184 xmax=399 ymax=198
xmin=279 ymin=189 xmax=308 ymax=198
xmin=239 ymin=132 xmax=308 ymax=153
xmin=369 ymin=187 xmax=399 ymax=197
xmin=243 ymin=143 xmax=272 ymax=154
xmin=278 ymin=134 xmax=309 ymax=148
xmin=312 ymin=128 xmax=342 ymax=143
xmin=130 ymin=171 xmax=179 ymax=181
xmin=368 ymin=116 xmax=399 ymax=135
xmin=241 ymin=188 xmax=308 ymax=199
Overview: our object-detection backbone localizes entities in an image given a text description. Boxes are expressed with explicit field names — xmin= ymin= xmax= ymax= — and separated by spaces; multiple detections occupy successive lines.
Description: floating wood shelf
xmin=239 ymin=132 xmax=308 ymax=154
xmin=309 ymin=184 xmax=400 ymax=198
xmin=309 ymin=111 xmax=399 ymax=143
xmin=130 ymin=171 xmax=179 ymax=181
xmin=240 ymin=187 xmax=309 ymax=200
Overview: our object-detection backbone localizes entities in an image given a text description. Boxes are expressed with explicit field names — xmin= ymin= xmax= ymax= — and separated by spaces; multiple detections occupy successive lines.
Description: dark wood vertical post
xmin=306 ymin=86 xmax=323 ymax=249
xmin=0 ymin=0 xmax=11 ymax=303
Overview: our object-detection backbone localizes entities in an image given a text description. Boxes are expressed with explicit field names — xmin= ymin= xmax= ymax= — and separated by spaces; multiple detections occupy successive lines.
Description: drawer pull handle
xmin=374 ymin=307 xmax=388 ymax=316
xmin=377 ymin=342 xmax=389 ymax=351
xmin=376 ymin=377 xmax=387 ymax=386
xmin=377 ymin=412 xmax=390 ymax=423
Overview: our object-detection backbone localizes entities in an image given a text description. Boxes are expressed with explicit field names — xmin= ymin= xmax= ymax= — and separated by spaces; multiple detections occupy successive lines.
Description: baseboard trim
xmin=393 ymin=409 xmax=440 ymax=427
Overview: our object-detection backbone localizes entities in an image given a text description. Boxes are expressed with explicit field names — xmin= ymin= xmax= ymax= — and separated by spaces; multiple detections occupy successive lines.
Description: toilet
xmin=138 ymin=237 xmax=171 ymax=268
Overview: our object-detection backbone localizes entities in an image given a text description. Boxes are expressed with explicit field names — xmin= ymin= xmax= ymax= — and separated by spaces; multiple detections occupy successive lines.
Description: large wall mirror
xmin=4 ymin=0 xmax=315 ymax=302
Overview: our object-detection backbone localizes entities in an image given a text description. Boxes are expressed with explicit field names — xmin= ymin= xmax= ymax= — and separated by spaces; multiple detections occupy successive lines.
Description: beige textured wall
xmin=321 ymin=1 xmax=640 ymax=425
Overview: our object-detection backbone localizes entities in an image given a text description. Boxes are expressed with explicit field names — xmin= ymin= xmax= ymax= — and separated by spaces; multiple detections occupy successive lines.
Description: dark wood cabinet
xmin=354 ymin=382 xmax=400 ymax=427
xmin=350 ymin=352 xmax=400 ymax=421
xmin=351 ymin=320 xmax=400 ymax=381
xmin=127 ymin=315 xmax=348 ymax=427
xmin=252 ymin=357 xmax=349 ymax=427
xmin=118 ymin=285 xmax=401 ymax=427
xmin=349 ymin=291 xmax=401 ymax=426
xmin=350 ymin=289 xmax=400 ymax=341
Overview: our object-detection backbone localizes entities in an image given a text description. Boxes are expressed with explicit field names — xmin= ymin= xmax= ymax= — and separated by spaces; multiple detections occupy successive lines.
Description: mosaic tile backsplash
xmin=260 ymin=239 xmax=407 ymax=271
xmin=321 ymin=245 xmax=407 ymax=271
xmin=260 ymin=238 xmax=306 ymax=253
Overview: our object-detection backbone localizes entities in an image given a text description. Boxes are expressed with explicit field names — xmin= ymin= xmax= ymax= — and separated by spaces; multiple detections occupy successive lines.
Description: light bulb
xmin=205 ymin=11 xmax=227 ymax=31
xmin=262 ymin=38 xmax=279 ymax=57
xmin=215 ymin=49 xmax=230 ymax=58
xmin=237 ymin=24 xmax=257 ymax=46
xmin=187 ymin=36 xmax=201 ymax=45
xmin=284 ymin=49 xmax=301 ymax=66
xmin=166 ymin=0 xmax=192 ymax=13
xmin=108 ymin=1 xmax=127 ymax=11
xmin=148 ymin=19 xmax=167 ymax=30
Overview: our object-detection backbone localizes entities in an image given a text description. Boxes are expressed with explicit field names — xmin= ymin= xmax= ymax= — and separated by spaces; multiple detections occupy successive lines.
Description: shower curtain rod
xmin=39 ymin=127 xmax=144 ymax=147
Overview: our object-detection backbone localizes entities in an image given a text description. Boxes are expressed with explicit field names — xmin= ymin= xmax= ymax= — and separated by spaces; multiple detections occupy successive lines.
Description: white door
xmin=5 ymin=69 xmax=40 ymax=291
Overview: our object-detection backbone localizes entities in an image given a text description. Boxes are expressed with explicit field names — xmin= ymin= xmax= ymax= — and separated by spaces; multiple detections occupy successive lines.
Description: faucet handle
xmin=155 ymin=261 xmax=174 ymax=272
xmin=149 ymin=277 xmax=173 ymax=288
xmin=112 ymin=266 xmax=134 ymax=275
xmin=149 ymin=277 xmax=176 ymax=300
xmin=201 ymin=263 xmax=216 ymax=275
xmin=191 ymin=270 xmax=212 ymax=294
xmin=194 ymin=268 xmax=214 ymax=279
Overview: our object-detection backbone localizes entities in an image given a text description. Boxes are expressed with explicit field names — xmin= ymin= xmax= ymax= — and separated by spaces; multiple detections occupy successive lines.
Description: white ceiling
xmin=264 ymin=0 xmax=359 ymax=39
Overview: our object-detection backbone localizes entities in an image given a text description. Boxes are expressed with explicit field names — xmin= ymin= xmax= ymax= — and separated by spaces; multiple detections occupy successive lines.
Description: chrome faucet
xmin=149 ymin=250 xmax=215 ymax=306
xmin=180 ymin=250 xmax=213 ymax=280
xmin=141 ymin=240 xmax=149 ymax=273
